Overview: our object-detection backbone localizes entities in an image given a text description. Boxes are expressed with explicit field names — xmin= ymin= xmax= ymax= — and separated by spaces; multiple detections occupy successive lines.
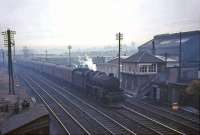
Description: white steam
xmin=79 ymin=55 xmax=96 ymax=71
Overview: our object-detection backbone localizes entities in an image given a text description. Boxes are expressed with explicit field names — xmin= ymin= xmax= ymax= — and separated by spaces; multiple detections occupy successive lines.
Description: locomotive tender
xmin=17 ymin=60 xmax=124 ymax=107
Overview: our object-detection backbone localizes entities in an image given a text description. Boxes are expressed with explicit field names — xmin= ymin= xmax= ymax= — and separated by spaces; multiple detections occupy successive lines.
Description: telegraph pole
xmin=2 ymin=29 xmax=16 ymax=95
xmin=116 ymin=32 xmax=123 ymax=86
xmin=13 ymin=44 xmax=15 ymax=60
xmin=68 ymin=45 xmax=72 ymax=67
xmin=198 ymin=33 xmax=200 ymax=79
xmin=164 ymin=53 xmax=168 ymax=63
xmin=178 ymin=32 xmax=182 ymax=81
xmin=45 ymin=49 xmax=48 ymax=62
xmin=152 ymin=39 xmax=156 ymax=55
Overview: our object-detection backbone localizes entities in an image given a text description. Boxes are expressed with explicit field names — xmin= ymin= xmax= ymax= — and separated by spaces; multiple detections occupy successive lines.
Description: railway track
xmin=17 ymin=67 xmax=198 ymax=135
xmin=132 ymin=99 xmax=199 ymax=124
xmin=34 ymin=73 xmax=164 ymax=135
xmin=120 ymin=105 xmax=185 ymax=135
xmin=39 ymin=76 xmax=185 ymax=135
xmin=125 ymin=99 xmax=200 ymax=135
xmin=175 ymin=110 xmax=199 ymax=124
xmin=19 ymin=70 xmax=136 ymax=135
xmin=26 ymin=69 xmax=187 ymax=135
xmin=19 ymin=74 xmax=90 ymax=135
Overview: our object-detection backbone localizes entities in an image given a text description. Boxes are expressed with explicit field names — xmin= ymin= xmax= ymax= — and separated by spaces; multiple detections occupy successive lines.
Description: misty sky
xmin=0 ymin=0 xmax=200 ymax=50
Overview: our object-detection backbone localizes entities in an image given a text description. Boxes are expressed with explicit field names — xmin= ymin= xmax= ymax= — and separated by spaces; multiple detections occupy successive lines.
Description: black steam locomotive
xmin=17 ymin=60 xmax=125 ymax=107
xmin=72 ymin=68 xmax=124 ymax=106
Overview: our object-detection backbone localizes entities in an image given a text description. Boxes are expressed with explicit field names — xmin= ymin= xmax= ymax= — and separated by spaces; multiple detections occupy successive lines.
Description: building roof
xmin=107 ymin=56 xmax=129 ymax=64
xmin=123 ymin=51 xmax=164 ymax=63
xmin=154 ymin=30 xmax=200 ymax=40
xmin=138 ymin=30 xmax=200 ymax=50
xmin=1 ymin=104 xmax=48 ymax=134
xmin=138 ymin=39 xmax=153 ymax=49
xmin=155 ymin=55 xmax=177 ymax=62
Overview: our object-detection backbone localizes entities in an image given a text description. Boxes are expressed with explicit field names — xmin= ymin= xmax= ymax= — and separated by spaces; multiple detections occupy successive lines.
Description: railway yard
xmin=8 ymin=65 xmax=199 ymax=135
xmin=1 ymin=0 xmax=200 ymax=134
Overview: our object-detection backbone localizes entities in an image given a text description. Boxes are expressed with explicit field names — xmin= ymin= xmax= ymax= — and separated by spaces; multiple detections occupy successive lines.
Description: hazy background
xmin=0 ymin=0 xmax=200 ymax=51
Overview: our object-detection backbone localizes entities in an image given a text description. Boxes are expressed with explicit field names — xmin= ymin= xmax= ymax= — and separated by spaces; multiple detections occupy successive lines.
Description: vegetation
xmin=185 ymin=80 xmax=200 ymax=95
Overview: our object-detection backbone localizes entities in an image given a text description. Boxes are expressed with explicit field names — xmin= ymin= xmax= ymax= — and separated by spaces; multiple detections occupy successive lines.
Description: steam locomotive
xmin=17 ymin=60 xmax=125 ymax=107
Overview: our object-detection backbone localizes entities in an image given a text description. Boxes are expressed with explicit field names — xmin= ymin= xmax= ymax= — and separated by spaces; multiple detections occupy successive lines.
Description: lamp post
xmin=68 ymin=45 xmax=72 ymax=67
xmin=116 ymin=32 xmax=123 ymax=86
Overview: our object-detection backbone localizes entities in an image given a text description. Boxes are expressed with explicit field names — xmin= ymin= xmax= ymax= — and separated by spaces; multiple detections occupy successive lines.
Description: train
xmin=17 ymin=60 xmax=125 ymax=107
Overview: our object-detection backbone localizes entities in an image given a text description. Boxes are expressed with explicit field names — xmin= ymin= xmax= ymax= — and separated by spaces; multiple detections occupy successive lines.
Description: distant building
xmin=0 ymin=49 xmax=4 ymax=65
xmin=138 ymin=30 xmax=200 ymax=81
xmin=92 ymin=56 xmax=105 ymax=65
xmin=96 ymin=56 xmax=128 ymax=77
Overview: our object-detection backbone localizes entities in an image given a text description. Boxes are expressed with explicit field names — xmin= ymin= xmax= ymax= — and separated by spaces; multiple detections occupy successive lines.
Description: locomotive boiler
xmin=72 ymin=68 xmax=124 ymax=106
